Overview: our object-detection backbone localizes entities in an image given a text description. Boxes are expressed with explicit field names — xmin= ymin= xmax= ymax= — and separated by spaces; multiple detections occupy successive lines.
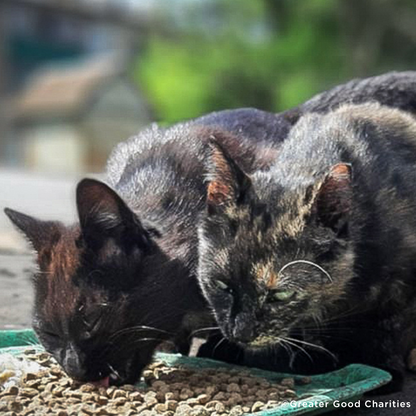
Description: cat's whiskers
xmin=109 ymin=325 xmax=172 ymax=342
xmin=124 ymin=325 xmax=171 ymax=335
xmin=283 ymin=336 xmax=337 ymax=362
xmin=277 ymin=336 xmax=313 ymax=364
xmin=188 ymin=326 xmax=220 ymax=340
xmin=310 ymin=310 xmax=324 ymax=331
xmin=100 ymin=335 xmax=169 ymax=360
xmin=274 ymin=337 xmax=298 ymax=367
xmin=212 ymin=336 xmax=226 ymax=355
xmin=319 ymin=307 xmax=374 ymax=325
xmin=130 ymin=337 xmax=170 ymax=344
xmin=290 ymin=327 xmax=354 ymax=343
xmin=107 ymin=364 xmax=121 ymax=379
xmin=94 ymin=318 xmax=172 ymax=359
xmin=278 ymin=260 xmax=333 ymax=283
xmin=290 ymin=326 xmax=352 ymax=334
xmin=107 ymin=333 xmax=168 ymax=356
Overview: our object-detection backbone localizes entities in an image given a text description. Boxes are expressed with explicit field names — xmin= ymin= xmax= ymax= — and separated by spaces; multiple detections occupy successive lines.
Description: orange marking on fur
xmin=267 ymin=272 xmax=278 ymax=288
xmin=211 ymin=146 xmax=232 ymax=177
xmin=207 ymin=143 xmax=235 ymax=206
xmin=318 ymin=163 xmax=352 ymax=217
xmin=331 ymin=163 xmax=351 ymax=178
xmin=43 ymin=228 xmax=82 ymax=318
xmin=208 ymin=181 xmax=232 ymax=205
xmin=255 ymin=264 xmax=278 ymax=288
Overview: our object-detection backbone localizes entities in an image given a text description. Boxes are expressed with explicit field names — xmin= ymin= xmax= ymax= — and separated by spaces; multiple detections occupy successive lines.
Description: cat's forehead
xmin=43 ymin=276 xmax=80 ymax=320
xmin=251 ymin=261 xmax=279 ymax=289
xmin=232 ymin=205 xmax=308 ymax=257
xmin=237 ymin=191 xmax=309 ymax=238
xmin=208 ymin=209 xmax=309 ymax=279
xmin=48 ymin=227 xmax=81 ymax=278
xmin=37 ymin=226 xmax=87 ymax=319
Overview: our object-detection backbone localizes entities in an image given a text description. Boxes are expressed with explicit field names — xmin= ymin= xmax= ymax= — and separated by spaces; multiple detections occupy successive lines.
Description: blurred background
xmin=0 ymin=0 xmax=415 ymax=326
xmin=0 ymin=0 xmax=416 ymax=175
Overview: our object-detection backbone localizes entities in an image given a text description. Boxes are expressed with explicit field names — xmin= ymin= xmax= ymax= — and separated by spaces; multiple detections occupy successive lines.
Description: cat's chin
xmin=246 ymin=335 xmax=278 ymax=350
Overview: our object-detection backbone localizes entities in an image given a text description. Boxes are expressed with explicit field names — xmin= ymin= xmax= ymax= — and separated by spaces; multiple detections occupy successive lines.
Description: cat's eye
xmin=215 ymin=280 xmax=231 ymax=292
xmin=273 ymin=290 xmax=296 ymax=301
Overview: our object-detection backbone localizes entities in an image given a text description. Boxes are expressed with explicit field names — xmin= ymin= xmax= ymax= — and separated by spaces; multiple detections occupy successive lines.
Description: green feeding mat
xmin=0 ymin=328 xmax=38 ymax=349
xmin=0 ymin=329 xmax=392 ymax=415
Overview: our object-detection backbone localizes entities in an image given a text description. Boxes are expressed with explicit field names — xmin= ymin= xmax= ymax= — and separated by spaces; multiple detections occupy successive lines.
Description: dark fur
xmin=299 ymin=71 xmax=416 ymax=116
xmin=4 ymin=71 xmax=416 ymax=385
xmin=198 ymin=103 xmax=416 ymax=390
xmin=5 ymin=123 xmax=278 ymax=385
xmin=192 ymin=71 xmax=416 ymax=139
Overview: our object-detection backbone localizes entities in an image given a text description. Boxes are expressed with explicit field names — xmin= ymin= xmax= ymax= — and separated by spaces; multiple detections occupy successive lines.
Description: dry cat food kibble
xmin=0 ymin=350 xmax=310 ymax=416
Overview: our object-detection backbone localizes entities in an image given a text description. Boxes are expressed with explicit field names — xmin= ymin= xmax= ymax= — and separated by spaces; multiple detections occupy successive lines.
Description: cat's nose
xmin=233 ymin=314 xmax=255 ymax=343
xmin=63 ymin=344 xmax=87 ymax=380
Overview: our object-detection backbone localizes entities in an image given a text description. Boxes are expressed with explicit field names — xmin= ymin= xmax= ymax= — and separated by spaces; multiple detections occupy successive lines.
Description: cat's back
xmin=275 ymin=103 xmax=416 ymax=181
xmin=107 ymin=112 xmax=280 ymax=191
xmin=106 ymin=121 xmax=278 ymax=218
xmin=334 ymin=103 xmax=416 ymax=157
xmin=326 ymin=103 xmax=416 ymax=188
xmin=105 ymin=123 xmax=208 ymax=214
xmin=106 ymin=123 xmax=190 ymax=188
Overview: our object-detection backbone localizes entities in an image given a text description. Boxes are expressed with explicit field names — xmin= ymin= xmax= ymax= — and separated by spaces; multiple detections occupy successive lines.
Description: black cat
xmin=198 ymin=102 xmax=416 ymax=390
xmin=5 ymin=71 xmax=416 ymax=386
xmin=5 ymin=123 xmax=278 ymax=386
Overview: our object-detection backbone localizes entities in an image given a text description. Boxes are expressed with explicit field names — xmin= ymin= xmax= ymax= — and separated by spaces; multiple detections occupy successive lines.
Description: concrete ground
xmin=0 ymin=168 xmax=415 ymax=415
xmin=0 ymin=168 xmax=78 ymax=327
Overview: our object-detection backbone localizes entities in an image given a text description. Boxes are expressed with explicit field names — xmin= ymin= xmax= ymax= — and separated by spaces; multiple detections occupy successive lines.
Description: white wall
xmin=23 ymin=123 xmax=87 ymax=174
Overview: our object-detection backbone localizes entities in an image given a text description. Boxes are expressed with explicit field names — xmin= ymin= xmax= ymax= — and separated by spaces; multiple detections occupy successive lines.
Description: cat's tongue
xmin=91 ymin=377 xmax=110 ymax=388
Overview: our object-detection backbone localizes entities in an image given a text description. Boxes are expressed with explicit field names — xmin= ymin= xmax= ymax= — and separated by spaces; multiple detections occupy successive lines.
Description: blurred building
xmin=0 ymin=0 xmax=157 ymax=173
xmin=0 ymin=0 xmax=155 ymax=90
xmin=9 ymin=56 xmax=152 ymax=174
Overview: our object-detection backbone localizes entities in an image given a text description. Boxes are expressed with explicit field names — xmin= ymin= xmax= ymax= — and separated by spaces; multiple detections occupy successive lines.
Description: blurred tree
xmin=133 ymin=0 xmax=416 ymax=123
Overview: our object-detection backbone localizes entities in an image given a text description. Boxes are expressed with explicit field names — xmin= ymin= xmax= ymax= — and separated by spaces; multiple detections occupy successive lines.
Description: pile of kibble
xmin=0 ymin=350 xmax=310 ymax=416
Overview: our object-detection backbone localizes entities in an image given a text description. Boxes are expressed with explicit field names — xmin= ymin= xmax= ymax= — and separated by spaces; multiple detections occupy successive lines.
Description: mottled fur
xmin=5 ymin=71 xmax=416 ymax=385
xmin=198 ymin=103 xmax=416 ymax=389
xmin=5 ymin=122 xmax=280 ymax=385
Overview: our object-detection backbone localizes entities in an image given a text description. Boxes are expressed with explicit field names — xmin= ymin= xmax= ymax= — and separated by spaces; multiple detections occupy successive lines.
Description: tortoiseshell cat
xmin=5 ymin=120 xmax=280 ymax=386
xmin=198 ymin=103 xmax=416 ymax=389
xmin=5 ymin=71 xmax=416 ymax=387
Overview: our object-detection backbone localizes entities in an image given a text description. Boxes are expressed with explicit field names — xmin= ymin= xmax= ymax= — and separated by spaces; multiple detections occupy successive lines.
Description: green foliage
xmin=133 ymin=0 xmax=415 ymax=123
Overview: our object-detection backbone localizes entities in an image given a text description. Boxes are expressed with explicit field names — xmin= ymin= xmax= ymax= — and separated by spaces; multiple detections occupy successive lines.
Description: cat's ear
xmin=76 ymin=179 xmax=153 ymax=252
xmin=309 ymin=163 xmax=352 ymax=233
xmin=205 ymin=138 xmax=252 ymax=214
xmin=4 ymin=208 xmax=61 ymax=253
